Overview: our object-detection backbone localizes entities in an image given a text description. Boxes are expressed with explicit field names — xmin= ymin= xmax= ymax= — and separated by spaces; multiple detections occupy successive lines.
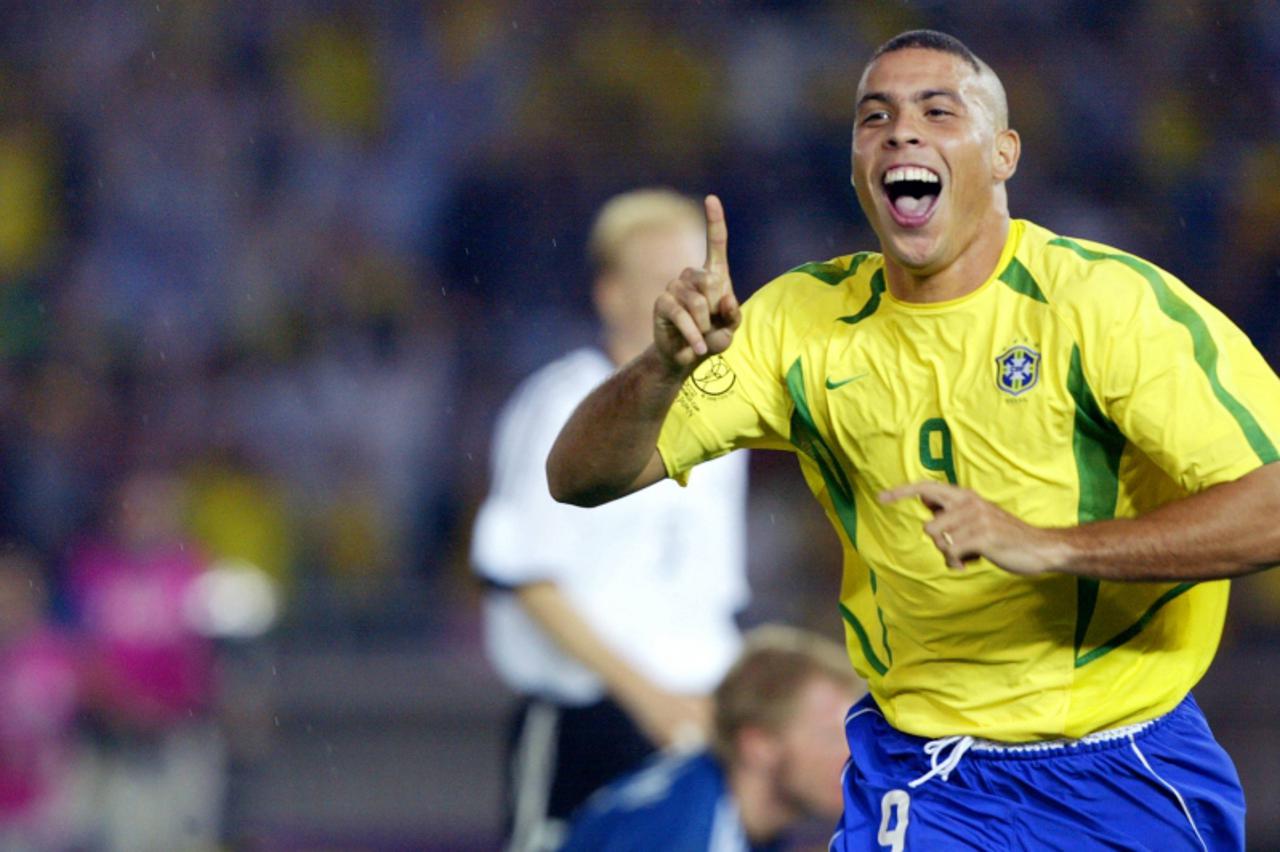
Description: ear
xmin=993 ymin=128 xmax=1020 ymax=183
xmin=592 ymin=273 xmax=622 ymax=326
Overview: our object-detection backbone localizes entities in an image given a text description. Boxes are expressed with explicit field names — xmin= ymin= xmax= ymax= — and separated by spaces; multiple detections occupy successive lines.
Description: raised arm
xmin=547 ymin=195 xmax=742 ymax=506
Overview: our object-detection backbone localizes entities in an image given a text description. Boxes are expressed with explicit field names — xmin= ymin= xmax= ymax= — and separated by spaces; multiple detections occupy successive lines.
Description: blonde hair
xmin=586 ymin=188 xmax=703 ymax=277
xmin=712 ymin=624 xmax=862 ymax=764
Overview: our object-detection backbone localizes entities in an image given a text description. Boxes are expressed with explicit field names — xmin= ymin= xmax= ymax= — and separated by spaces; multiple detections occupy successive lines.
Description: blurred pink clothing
xmin=0 ymin=626 xmax=79 ymax=820
xmin=66 ymin=540 xmax=215 ymax=724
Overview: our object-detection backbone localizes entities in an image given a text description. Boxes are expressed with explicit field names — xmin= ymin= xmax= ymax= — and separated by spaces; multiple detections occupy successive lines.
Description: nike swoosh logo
xmin=825 ymin=373 xmax=868 ymax=390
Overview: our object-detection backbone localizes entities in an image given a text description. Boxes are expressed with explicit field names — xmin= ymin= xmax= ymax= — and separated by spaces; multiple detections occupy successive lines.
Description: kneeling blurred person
xmin=561 ymin=626 xmax=863 ymax=852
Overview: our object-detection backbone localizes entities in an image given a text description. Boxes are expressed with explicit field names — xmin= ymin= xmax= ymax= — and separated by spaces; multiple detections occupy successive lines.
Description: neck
xmin=728 ymin=761 xmax=794 ymax=845
xmin=883 ymin=210 xmax=1011 ymax=304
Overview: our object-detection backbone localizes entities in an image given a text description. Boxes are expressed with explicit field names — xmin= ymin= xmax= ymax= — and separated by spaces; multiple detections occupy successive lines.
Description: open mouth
xmin=882 ymin=165 xmax=942 ymax=228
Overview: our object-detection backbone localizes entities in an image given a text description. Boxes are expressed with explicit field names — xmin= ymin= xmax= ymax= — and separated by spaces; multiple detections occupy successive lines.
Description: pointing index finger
xmin=879 ymin=481 xmax=961 ymax=506
xmin=703 ymin=194 xmax=729 ymax=275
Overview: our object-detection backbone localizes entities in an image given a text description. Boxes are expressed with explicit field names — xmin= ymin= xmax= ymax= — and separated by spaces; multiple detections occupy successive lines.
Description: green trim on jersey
xmin=1066 ymin=341 xmax=1192 ymax=667
xmin=1075 ymin=582 xmax=1196 ymax=668
xmin=1050 ymin=237 xmax=1279 ymax=465
xmin=1074 ymin=579 xmax=1100 ymax=661
xmin=866 ymin=562 xmax=893 ymax=665
xmin=839 ymin=268 xmax=886 ymax=325
xmin=788 ymin=358 xmax=894 ymax=674
xmin=785 ymin=358 xmax=856 ymax=545
xmin=789 ymin=252 xmax=870 ymax=286
xmin=1067 ymin=345 xmax=1125 ymax=523
xmin=1066 ymin=342 xmax=1124 ymax=660
xmin=839 ymin=601 xmax=889 ymax=676
xmin=998 ymin=256 xmax=1048 ymax=303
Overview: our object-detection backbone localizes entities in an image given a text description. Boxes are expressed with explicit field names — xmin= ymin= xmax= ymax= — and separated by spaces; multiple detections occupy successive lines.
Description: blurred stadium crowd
xmin=0 ymin=0 xmax=1278 ymax=846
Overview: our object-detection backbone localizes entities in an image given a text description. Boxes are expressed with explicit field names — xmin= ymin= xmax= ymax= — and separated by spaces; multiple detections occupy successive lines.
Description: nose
xmin=885 ymin=115 xmax=921 ymax=148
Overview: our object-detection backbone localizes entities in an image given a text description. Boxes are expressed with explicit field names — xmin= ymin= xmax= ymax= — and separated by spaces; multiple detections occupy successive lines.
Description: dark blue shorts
xmin=831 ymin=693 xmax=1244 ymax=851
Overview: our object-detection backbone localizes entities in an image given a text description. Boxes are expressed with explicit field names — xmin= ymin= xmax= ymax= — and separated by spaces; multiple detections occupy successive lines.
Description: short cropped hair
xmin=712 ymin=625 xmax=862 ymax=764
xmin=871 ymin=29 xmax=982 ymax=73
xmin=868 ymin=30 xmax=1008 ymax=130
xmin=586 ymin=189 xmax=703 ymax=278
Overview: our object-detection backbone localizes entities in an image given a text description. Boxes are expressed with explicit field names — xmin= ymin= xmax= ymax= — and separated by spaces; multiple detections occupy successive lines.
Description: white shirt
xmin=472 ymin=348 xmax=749 ymax=705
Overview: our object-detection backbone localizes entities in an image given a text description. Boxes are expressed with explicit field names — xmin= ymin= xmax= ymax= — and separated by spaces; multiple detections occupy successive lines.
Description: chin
xmin=885 ymin=236 xmax=943 ymax=273
xmin=870 ymin=214 xmax=939 ymax=270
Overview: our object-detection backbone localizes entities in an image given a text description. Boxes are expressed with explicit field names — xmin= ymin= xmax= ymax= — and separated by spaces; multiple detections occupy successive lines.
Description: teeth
xmin=884 ymin=166 xmax=940 ymax=185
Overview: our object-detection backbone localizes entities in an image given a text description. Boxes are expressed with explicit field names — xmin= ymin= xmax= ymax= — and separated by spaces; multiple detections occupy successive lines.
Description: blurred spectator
xmin=0 ymin=109 xmax=59 ymax=281
xmin=184 ymin=448 xmax=298 ymax=600
xmin=471 ymin=189 xmax=751 ymax=852
xmin=561 ymin=625 xmax=864 ymax=852
xmin=65 ymin=469 xmax=225 ymax=851
xmin=0 ymin=546 xmax=82 ymax=850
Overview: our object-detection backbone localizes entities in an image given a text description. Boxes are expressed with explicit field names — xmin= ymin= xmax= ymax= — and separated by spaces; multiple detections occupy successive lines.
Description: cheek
xmin=852 ymin=179 xmax=875 ymax=211
xmin=851 ymin=142 xmax=876 ymax=187
xmin=943 ymin=157 xmax=986 ymax=212
xmin=850 ymin=165 xmax=869 ymax=196
xmin=783 ymin=738 xmax=850 ymax=814
xmin=947 ymin=137 xmax=995 ymax=195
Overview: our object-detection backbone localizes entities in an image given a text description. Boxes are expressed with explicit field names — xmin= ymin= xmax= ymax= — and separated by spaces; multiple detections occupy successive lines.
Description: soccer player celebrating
xmin=548 ymin=30 xmax=1280 ymax=850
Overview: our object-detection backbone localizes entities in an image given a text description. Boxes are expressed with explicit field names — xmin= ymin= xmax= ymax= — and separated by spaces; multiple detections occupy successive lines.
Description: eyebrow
xmin=856 ymin=92 xmax=892 ymax=110
xmin=919 ymin=89 xmax=963 ymax=104
xmin=856 ymin=88 xmax=965 ymax=110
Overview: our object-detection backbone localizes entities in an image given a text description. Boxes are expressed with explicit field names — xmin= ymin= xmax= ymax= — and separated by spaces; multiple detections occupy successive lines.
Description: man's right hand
xmin=548 ymin=195 xmax=740 ymax=506
xmin=653 ymin=195 xmax=742 ymax=373
xmin=621 ymin=683 xmax=712 ymax=752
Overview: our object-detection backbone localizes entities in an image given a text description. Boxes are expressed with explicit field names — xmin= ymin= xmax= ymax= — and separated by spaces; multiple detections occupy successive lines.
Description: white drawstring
xmin=900 ymin=714 xmax=1167 ymax=792
xmin=907 ymin=734 xmax=975 ymax=788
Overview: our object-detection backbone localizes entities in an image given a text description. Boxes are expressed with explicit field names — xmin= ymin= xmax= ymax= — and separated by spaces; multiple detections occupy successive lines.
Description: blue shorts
xmin=831 ymin=693 xmax=1244 ymax=851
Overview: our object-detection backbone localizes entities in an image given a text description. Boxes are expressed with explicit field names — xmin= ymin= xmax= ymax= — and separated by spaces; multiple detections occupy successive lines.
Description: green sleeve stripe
xmin=838 ymin=268 xmax=886 ymax=325
xmin=788 ymin=359 xmax=894 ymax=671
xmin=1066 ymin=344 xmax=1123 ymax=658
xmin=1066 ymin=341 xmax=1195 ymax=665
xmin=839 ymin=602 xmax=888 ymax=676
xmin=1049 ymin=237 xmax=1278 ymax=465
xmin=1074 ymin=582 xmax=1196 ymax=668
xmin=788 ymin=252 xmax=870 ymax=286
xmin=1067 ymin=345 xmax=1126 ymax=523
xmin=785 ymin=358 xmax=856 ymax=545
xmin=998 ymin=256 xmax=1048 ymax=303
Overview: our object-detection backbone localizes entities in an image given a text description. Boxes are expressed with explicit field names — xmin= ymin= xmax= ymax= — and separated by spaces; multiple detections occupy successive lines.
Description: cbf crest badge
xmin=995 ymin=345 xmax=1040 ymax=396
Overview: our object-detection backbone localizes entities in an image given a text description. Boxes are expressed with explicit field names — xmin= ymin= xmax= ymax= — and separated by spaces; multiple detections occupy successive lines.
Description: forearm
xmin=1054 ymin=463 xmax=1280 ymax=581
xmin=889 ymin=463 xmax=1280 ymax=581
xmin=517 ymin=581 xmax=709 ymax=747
xmin=517 ymin=581 xmax=666 ymax=707
xmin=547 ymin=346 xmax=690 ymax=506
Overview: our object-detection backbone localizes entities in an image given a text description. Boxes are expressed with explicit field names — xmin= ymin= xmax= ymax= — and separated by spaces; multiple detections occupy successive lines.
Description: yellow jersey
xmin=657 ymin=219 xmax=1280 ymax=740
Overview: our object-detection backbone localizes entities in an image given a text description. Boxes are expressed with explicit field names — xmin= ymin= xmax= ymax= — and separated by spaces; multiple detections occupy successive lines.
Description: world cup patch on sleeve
xmin=692 ymin=356 xmax=736 ymax=397
xmin=995 ymin=345 xmax=1040 ymax=396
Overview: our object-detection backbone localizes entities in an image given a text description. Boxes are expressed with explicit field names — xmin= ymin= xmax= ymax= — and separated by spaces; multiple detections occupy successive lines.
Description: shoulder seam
xmin=786 ymin=251 xmax=877 ymax=287
xmin=1047 ymin=237 xmax=1278 ymax=465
